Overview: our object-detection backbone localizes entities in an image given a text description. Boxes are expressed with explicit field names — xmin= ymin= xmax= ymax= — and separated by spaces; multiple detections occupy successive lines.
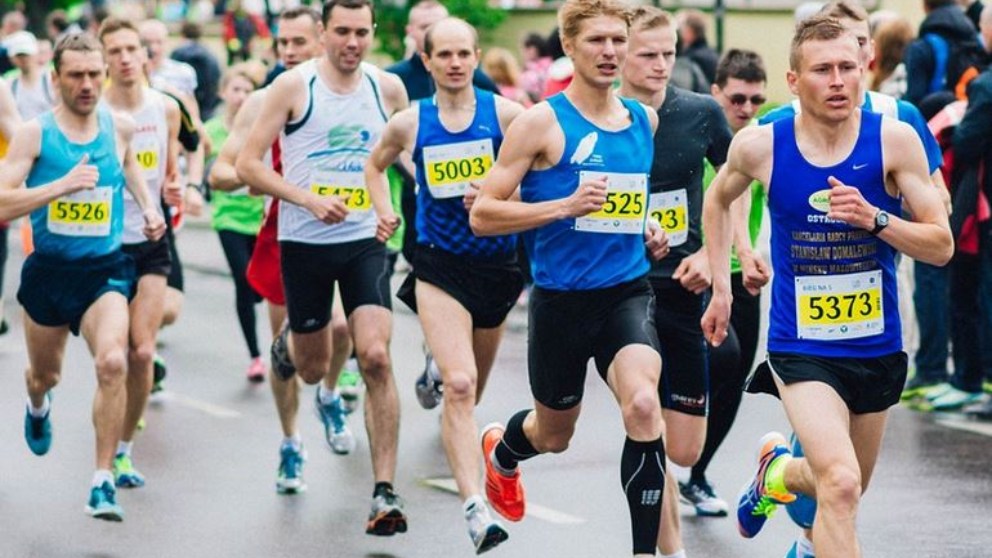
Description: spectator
xmin=670 ymin=29 xmax=710 ymax=93
xmin=45 ymin=10 xmax=80 ymax=45
xmin=676 ymin=9 xmax=719 ymax=85
xmin=482 ymin=47 xmax=531 ymax=106
xmin=903 ymin=0 xmax=986 ymax=107
xmin=36 ymin=38 xmax=52 ymax=68
xmin=959 ymin=0 xmax=986 ymax=30
xmin=172 ymin=21 xmax=222 ymax=120
xmin=871 ymin=17 xmax=915 ymax=98
xmin=222 ymin=0 xmax=272 ymax=65
xmin=4 ymin=31 xmax=57 ymax=121
xmin=519 ymin=32 xmax=551 ymax=103
xmin=0 ymin=9 xmax=27 ymax=75
xmin=541 ymin=26 xmax=573 ymax=98
xmin=139 ymin=19 xmax=198 ymax=102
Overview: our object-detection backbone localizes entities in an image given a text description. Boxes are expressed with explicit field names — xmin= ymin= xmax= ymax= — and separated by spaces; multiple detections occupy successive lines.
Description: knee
xmin=27 ymin=366 xmax=60 ymax=389
xmin=441 ymin=371 xmax=476 ymax=405
xmin=667 ymin=437 xmax=703 ymax=468
xmin=293 ymin=352 xmax=329 ymax=385
xmin=95 ymin=347 xmax=128 ymax=386
xmin=357 ymin=344 xmax=390 ymax=380
xmin=129 ymin=341 xmax=156 ymax=371
xmin=533 ymin=433 xmax=571 ymax=454
xmin=621 ymin=388 xmax=662 ymax=436
xmin=816 ymin=464 xmax=862 ymax=512
xmin=331 ymin=322 xmax=351 ymax=354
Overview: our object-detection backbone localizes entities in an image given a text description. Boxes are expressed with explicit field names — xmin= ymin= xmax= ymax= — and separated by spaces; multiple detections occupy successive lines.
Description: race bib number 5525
xmin=574 ymin=171 xmax=647 ymax=234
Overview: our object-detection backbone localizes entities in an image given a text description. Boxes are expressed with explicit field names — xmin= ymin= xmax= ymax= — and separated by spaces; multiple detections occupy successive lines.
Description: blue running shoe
xmin=276 ymin=443 xmax=307 ymax=494
xmin=113 ymin=453 xmax=146 ymax=488
xmin=86 ymin=481 xmax=124 ymax=521
xmin=785 ymin=432 xmax=816 ymax=529
xmin=737 ymin=431 xmax=796 ymax=539
xmin=24 ymin=393 xmax=52 ymax=456
xmin=315 ymin=389 xmax=356 ymax=455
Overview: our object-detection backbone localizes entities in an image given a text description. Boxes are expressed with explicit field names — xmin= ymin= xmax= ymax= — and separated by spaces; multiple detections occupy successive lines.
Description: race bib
xmin=48 ymin=187 xmax=112 ymax=237
xmin=574 ymin=171 xmax=647 ymax=235
xmin=795 ymin=270 xmax=884 ymax=340
xmin=134 ymin=138 xmax=160 ymax=176
xmin=310 ymin=169 xmax=370 ymax=219
xmin=422 ymin=139 xmax=494 ymax=199
xmin=648 ymin=188 xmax=688 ymax=247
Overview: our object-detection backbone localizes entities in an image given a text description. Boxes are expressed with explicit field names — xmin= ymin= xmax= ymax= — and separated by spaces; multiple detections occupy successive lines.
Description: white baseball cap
xmin=5 ymin=30 xmax=38 ymax=56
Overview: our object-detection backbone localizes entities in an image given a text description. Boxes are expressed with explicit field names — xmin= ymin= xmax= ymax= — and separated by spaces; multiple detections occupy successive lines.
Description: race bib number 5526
xmin=47 ymin=187 xmax=112 ymax=237
xmin=574 ymin=171 xmax=647 ymax=235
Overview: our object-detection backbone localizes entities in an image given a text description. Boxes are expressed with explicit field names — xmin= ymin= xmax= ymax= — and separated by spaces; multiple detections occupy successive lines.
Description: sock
xmin=493 ymin=410 xmax=539 ymax=472
xmin=373 ymin=481 xmax=394 ymax=498
xmin=27 ymin=395 xmax=50 ymax=418
xmin=620 ymin=436 xmax=666 ymax=556
xmin=281 ymin=434 xmax=302 ymax=451
xmin=318 ymin=383 xmax=337 ymax=405
xmin=116 ymin=441 xmax=133 ymax=457
xmin=462 ymin=494 xmax=485 ymax=515
xmin=661 ymin=550 xmax=687 ymax=558
xmin=764 ymin=454 xmax=793 ymax=496
xmin=92 ymin=469 xmax=114 ymax=488
xmin=795 ymin=533 xmax=815 ymax=558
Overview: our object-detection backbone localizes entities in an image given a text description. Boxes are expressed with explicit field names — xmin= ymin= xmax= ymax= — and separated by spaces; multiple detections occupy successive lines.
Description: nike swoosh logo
xmin=853 ymin=163 xmax=868 ymax=170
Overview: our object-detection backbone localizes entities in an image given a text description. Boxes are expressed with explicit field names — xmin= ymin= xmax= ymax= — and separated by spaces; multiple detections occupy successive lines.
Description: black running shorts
xmin=651 ymin=277 xmax=709 ymax=416
xmin=122 ymin=237 xmax=172 ymax=278
xmin=280 ymin=238 xmax=392 ymax=333
xmin=748 ymin=351 xmax=908 ymax=414
xmin=396 ymin=244 xmax=523 ymax=329
xmin=528 ymin=277 xmax=660 ymax=410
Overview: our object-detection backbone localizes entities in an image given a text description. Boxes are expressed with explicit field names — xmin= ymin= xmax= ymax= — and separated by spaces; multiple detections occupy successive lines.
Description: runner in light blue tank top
xmin=26 ymin=107 xmax=125 ymax=259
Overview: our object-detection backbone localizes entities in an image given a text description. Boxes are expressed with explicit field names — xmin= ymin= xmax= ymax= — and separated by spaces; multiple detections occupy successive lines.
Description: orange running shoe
xmin=481 ymin=423 xmax=526 ymax=522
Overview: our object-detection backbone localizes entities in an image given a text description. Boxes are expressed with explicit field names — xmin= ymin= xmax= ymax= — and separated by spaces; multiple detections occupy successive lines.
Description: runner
xmin=701 ymin=15 xmax=952 ymax=557
xmin=99 ymin=16 xmax=184 ymax=489
xmin=209 ymin=6 xmax=355 ymax=493
xmin=470 ymin=1 xmax=672 ymax=555
xmin=5 ymin=33 xmax=165 ymax=520
xmin=236 ymin=0 xmax=410 ymax=535
xmin=366 ymin=17 xmax=523 ymax=553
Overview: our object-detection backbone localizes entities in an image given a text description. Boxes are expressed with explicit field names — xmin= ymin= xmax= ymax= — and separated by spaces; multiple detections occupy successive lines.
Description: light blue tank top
xmin=27 ymin=108 xmax=125 ymax=259
xmin=521 ymin=93 xmax=653 ymax=290
xmin=413 ymin=88 xmax=515 ymax=259
xmin=767 ymin=110 xmax=902 ymax=358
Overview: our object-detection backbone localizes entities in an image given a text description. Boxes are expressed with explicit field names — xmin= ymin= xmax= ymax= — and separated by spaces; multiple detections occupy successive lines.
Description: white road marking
xmin=152 ymin=391 xmax=242 ymax=419
xmin=936 ymin=417 xmax=992 ymax=437
xmin=421 ymin=477 xmax=586 ymax=525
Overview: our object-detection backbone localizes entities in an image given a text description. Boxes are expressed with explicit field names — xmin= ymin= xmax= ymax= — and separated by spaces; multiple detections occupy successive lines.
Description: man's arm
xmin=0 ymin=121 xmax=96 ymax=221
xmin=828 ymin=120 xmax=953 ymax=266
xmin=701 ymin=125 xmax=771 ymax=345
xmin=162 ymin=94 xmax=184 ymax=207
xmin=209 ymin=90 xmax=264 ymax=192
xmin=117 ymin=117 xmax=166 ymax=241
xmin=0 ymin=79 xmax=21 ymax=143
xmin=470 ymin=105 xmax=605 ymax=236
xmin=365 ymin=108 xmax=414 ymax=242
xmin=235 ymin=71 xmax=346 ymax=224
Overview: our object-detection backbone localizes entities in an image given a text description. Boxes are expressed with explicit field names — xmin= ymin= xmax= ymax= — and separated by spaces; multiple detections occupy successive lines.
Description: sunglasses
xmin=726 ymin=93 xmax=766 ymax=106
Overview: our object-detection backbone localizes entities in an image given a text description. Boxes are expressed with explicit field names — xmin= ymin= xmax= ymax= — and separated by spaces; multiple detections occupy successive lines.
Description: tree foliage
xmin=375 ymin=0 xmax=506 ymax=62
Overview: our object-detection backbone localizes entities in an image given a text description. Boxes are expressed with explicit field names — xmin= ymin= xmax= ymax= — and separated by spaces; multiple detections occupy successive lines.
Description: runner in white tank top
xmin=236 ymin=0 xmax=410 ymax=537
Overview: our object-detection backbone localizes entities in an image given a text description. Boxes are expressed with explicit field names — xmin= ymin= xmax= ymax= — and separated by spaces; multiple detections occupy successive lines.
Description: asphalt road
xmin=1 ymin=221 xmax=989 ymax=558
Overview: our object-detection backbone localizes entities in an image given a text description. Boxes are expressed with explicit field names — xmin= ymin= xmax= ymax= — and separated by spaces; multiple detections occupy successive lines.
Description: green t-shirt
xmin=386 ymin=166 xmax=405 ymax=253
xmin=206 ymin=116 xmax=265 ymax=235
xmin=702 ymin=159 xmax=765 ymax=275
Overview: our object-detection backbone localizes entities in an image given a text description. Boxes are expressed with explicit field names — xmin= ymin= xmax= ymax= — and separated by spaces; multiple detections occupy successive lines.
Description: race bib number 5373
xmin=795 ymin=270 xmax=884 ymax=340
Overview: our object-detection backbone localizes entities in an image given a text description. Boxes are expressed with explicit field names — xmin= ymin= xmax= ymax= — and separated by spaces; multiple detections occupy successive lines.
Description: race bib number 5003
xmin=574 ymin=171 xmax=647 ymax=235
xmin=422 ymin=139 xmax=494 ymax=199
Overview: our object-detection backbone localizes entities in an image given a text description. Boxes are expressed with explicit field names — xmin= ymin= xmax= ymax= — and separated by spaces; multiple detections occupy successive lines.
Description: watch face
xmin=877 ymin=212 xmax=890 ymax=226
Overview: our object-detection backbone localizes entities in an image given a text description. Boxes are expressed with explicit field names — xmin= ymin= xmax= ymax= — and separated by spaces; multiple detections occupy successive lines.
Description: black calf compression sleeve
xmin=494 ymin=409 xmax=539 ymax=470
xmin=620 ymin=436 xmax=666 ymax=555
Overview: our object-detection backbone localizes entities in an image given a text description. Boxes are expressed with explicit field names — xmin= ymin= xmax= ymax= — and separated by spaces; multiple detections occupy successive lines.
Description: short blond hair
xmin=558 ymin=0 xmax=632 ymax=43
xmin=790 ymin=14 xmax=850 ymax=70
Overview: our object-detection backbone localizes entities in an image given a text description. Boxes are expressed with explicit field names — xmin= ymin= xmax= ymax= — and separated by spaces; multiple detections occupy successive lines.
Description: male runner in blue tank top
xmin=0 ymin=34 xmax=165 ymax=521
xmin=471 ymin=1 xmax=672 ymax=555
xmin=237 ymin=0 xmax=411 ymax=536
xmin=365 ymin=17 xmax=524 ymax=554
xmin=701 ymin=16 xmax=952 ymax=557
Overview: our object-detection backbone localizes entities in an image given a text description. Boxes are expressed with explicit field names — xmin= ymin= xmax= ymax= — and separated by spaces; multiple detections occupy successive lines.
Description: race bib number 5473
xmin=574 ymin=171 xmax=647 ymax=234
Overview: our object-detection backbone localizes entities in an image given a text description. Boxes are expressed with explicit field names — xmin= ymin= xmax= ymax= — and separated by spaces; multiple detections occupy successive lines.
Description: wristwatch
xmin=870 ymin=209 xmax=890 ymax=235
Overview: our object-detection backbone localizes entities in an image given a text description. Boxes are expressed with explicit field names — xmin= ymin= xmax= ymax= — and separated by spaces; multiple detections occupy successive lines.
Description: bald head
xmin=138 ymin=19 xmax=169 ymax=65
xmin=423 ymin=17 xmax=478 ymax=56
xmin=407 ymin=0 xmax=449 ymax=54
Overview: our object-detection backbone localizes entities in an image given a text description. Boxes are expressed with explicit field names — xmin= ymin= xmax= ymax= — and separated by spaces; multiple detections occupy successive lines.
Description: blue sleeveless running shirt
xmin=767 ymin=110 xmax=902 ymax=358
xmin=413 ymin=88 xmax=515 ymax=259
xmin=521 ymin=93 xmax=653 ymax=291
xmin=27 ymin=108 xmax=125 ymax=260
